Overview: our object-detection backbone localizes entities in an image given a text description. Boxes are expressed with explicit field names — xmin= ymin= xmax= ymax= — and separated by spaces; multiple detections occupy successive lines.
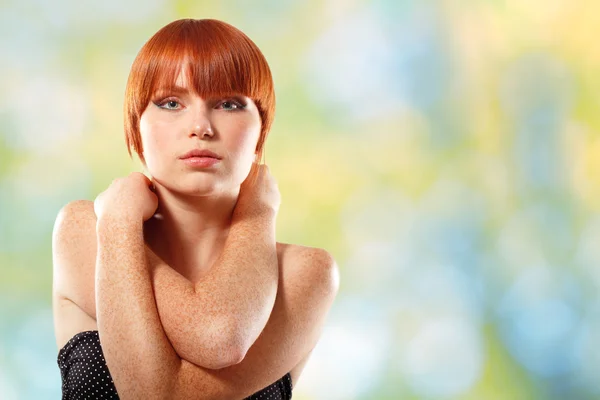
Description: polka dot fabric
xmin=243 ymin=372 xmax=292 ymax=400
xmin=57 ymin=331 xmax=118 ymax=399
xmin=57 ymin=330 xmax=293 ymax=399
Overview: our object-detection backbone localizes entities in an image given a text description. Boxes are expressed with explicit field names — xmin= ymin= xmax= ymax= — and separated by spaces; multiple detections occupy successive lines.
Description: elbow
xmin=182 ymin=325 xmax=248 ymax=370
xmin=209 ymin=332 xmax=248 ymax=369
xmin=169 ymin=327 xmax=246 ymax=370
xmin=211 ymin=351 xmax=245 ymax=370
xmin=204 ymin=321 xmax=250 ymax=369
xmin=199 ymin=350 xmax=245 ymax=370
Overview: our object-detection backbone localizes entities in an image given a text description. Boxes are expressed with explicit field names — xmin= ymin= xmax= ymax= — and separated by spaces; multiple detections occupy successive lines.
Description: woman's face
xmin=139 ymin=69 xmax=261 ymax=196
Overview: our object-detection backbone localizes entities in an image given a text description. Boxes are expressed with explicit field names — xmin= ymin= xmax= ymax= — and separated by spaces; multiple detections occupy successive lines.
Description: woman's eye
xmin=219 ymin=100 xmax=244 ymax=111
xmin=158 ymin=99 xmax=180 ymax=110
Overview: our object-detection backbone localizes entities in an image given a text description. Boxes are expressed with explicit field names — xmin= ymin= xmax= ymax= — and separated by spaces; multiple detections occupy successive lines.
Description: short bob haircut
xmin=124 ymin=18 xmax=275 ymax=180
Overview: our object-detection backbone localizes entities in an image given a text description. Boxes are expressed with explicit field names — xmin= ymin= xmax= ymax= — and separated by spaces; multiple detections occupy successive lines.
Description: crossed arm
xmin=96 ymin=212 xmax=279 ymax=396
xmin=54 ymin=200 xmax=339 ymax=399
xmin=146 ymin=210 xmax=278 ymax=369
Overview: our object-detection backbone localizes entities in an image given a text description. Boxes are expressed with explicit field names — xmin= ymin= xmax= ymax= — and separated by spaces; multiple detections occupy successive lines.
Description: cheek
xmin=228 ymin=131 xmax=260 ymax=165
xmin=227 ymin=117 xmax=261 ymax=152
xmin=139 ymin=118 xmax=173 ymax=169
xmin=234 ymin=127 xmax=261 ymax=176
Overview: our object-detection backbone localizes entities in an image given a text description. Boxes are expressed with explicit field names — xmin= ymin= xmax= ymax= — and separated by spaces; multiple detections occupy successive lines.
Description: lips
xmin=180 ymin=149 xmax=221 ymax=159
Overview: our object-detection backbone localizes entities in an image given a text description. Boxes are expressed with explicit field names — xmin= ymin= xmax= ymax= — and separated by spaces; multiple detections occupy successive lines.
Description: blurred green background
xmin=2 ymin=0 xmax=600 ymax=399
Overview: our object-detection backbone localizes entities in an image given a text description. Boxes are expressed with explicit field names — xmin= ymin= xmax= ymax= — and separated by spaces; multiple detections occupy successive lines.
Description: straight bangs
xmin=124 ymin=19 xmax=275 ymax=165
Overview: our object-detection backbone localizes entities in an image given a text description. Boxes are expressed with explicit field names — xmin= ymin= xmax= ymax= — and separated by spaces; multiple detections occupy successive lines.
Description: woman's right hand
xmin=93 ymin=172 xmax=158 ymax=224
xmin=233 ymin=163 xmax=280 ymax=220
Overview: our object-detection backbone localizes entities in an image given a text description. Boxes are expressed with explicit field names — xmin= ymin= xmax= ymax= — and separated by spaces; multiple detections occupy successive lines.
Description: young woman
xmin=52 ymin=18 xmax=339 ymax=399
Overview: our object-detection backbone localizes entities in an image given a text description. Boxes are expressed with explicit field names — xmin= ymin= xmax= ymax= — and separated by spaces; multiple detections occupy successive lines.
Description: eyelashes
xmin=153 ymin=96 xmax=247 ymax=112
xmin=157 ymin=99 xmax=180 ymax=110
xmin=217 ymin=99 xmax=246 ymax=111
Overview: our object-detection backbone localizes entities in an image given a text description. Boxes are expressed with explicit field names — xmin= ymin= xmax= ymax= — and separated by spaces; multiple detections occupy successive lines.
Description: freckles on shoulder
xmin=275 ymin=242 xmax=340 ymax=292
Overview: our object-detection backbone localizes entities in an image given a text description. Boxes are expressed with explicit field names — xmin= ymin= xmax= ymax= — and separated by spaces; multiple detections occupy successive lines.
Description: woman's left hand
xmin=234 ymin=163 xmax=280 ymax=220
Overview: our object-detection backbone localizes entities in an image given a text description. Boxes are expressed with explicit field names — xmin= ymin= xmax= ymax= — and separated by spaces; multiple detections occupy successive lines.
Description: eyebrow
xmin=152 ymin=86 xmax=248 ymax=102
xmin=153 ymin=86 xmax=190 ymax=95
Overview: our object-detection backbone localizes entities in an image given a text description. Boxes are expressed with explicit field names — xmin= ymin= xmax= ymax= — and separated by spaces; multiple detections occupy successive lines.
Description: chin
xmin=156 ymin=169 xmax=241 ymax=196
xmin=178 ymin=176 xmax=230 ymax=197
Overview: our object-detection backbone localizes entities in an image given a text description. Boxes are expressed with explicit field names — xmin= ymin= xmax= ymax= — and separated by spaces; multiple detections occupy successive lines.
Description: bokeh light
xmin=2 ymin=0 xmax=600 ymax=399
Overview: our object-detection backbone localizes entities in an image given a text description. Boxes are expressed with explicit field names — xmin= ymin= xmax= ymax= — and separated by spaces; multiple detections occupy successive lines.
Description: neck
xmin=144 ymin=184 xmax=240 ymax=280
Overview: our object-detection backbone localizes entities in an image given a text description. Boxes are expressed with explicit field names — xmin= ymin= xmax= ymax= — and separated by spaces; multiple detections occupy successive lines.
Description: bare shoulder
xmin=53 ymin=200 xmax=97 ymax=246
xmin=273 ymin=242 xmax=340 ymax=388
xmin=53 ymin=198 xmax=95 ymax=235
xmin=52 ymin=199 xmax=97 ymax=283
xmin=52 ymin=199 xmax=97 ymax=298
xmin=52 ymin=200 xmax=98 ymax=350
xmin=275 ymin=242 xmax=340 ymax=292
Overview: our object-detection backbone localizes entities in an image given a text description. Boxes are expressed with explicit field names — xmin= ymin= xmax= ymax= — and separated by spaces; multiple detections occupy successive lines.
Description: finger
xmin=249 ymin=162 xmax=261 ymax=179
xmin=256 ymin=163 xmax=268 ymax=175
xmin=134 ymin=171 xmax=153 ymax=186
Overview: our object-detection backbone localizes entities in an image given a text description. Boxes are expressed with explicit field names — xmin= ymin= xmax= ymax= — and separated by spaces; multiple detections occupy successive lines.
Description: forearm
xmin=211 ymin=213 xmax=278 ymax=344
xmin=96 ymin=216 xmax=180 ymax=398
xmin=153 ymin=213 xmax=278 ymax=368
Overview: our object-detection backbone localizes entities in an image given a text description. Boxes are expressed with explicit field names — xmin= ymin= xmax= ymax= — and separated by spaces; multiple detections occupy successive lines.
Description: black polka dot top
xmin=57 ymin=330 xmax=293 ymax=399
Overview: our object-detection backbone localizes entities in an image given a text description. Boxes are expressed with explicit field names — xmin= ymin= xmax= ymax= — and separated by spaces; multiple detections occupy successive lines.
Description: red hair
xmin=124 ymin=19 xmax=275 ymax=177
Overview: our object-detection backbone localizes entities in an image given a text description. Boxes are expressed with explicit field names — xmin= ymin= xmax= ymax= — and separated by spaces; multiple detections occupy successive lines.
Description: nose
xmin=190 ymin=120 xmax=214 ymax=139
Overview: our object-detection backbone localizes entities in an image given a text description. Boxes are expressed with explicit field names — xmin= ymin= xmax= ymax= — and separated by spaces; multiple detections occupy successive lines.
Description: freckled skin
xmin=54 ymin=188 xmax=339 ymax=398
xmin=53 ymin=54 xmax=339 ymax=400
